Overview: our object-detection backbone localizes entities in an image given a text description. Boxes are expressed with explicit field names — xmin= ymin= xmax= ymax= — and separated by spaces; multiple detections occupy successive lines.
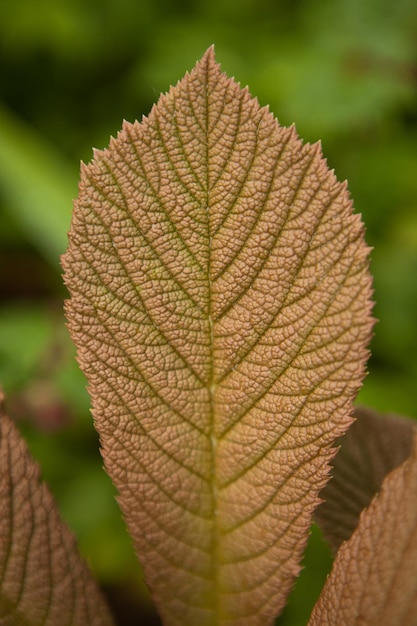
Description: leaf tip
xmin=202 ymin=43 xmax=216 ymax=61
xmin=195 ymin=44 xmax=220 ymax=77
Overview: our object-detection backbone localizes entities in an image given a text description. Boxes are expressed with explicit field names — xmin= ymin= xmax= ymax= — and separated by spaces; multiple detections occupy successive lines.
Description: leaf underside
xmin=315 ymin=406 xmax=414 ymax=553
xmin=0 ymin=394 xmax=114 ymax=626
xmin=63 ymin=47 xmax=373 ymax=626
xmin=309 ymin=432 xmax=417 ymax=626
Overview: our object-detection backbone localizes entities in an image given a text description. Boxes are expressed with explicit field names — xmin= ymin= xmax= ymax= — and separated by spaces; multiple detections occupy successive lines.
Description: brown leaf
xmin=315 ymin=406 xmax=414 ymax=552
xmin=0 ymin=393 xmax=114 ymax=625
xmin=309 ymin=431 xmax=417 ymax=626
xmin=62 ymin=47 xmax=374 ymax=625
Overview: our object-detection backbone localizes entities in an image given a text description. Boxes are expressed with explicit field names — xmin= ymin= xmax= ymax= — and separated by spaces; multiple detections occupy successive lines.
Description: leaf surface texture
xmin=309 ymin=432 xmax=417 ymax=626
xmin=63 ymin=47 xmax=373 ymax=626
xmin=315 ymin=406 xmax=414 ymax=552
xmin=0 ymin=395 xmax=114 ymax=626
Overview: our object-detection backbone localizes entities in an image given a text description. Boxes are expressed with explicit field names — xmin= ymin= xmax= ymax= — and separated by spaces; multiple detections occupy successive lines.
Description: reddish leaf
xmin=0 ymin=394 xmax=114 ymax=625
xmin=309 ymin=432 xmax=417 ymax=626
xmin=315 ymin=406 xmax=414 ymax=552
xmin=63 ymin=47 xmax=373 ymax=625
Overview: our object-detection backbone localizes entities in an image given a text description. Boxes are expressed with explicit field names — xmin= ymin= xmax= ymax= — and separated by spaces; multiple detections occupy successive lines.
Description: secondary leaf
xmin=0 ymin=394 xmax=114 ymax=626
xmin=63 ymin=47 xmax=373 ymax=625
xmin=315 ymin=406 xmax=414 ymax=552
xmin=308 ymin=431 xmax=417 ymax=626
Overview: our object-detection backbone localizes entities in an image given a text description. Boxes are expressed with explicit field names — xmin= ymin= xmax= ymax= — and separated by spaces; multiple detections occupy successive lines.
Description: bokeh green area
xmin=1 ymin=0 xmax=416 ymax=624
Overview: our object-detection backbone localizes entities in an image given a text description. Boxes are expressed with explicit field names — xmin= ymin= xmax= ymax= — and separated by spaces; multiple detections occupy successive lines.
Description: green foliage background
xmin=1 ymin=0 xmax=416 ymax=624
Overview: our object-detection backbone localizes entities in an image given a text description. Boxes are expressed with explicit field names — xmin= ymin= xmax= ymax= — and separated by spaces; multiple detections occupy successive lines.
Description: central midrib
xmin=207 ymin=303 xmax=220 ymax=622
xmin=204 ymin=61 xmax=222 ymax=625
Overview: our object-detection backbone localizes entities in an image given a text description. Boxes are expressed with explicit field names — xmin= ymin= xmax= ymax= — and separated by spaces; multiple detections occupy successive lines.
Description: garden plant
xmin=1 ymin=47 xmax=416 ymax=626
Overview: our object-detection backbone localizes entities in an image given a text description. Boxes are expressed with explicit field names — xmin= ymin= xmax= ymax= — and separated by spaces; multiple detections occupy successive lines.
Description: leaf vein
xmin=213 ymin=149 xmax=319 ymax=318
xmin=82 ymin=174 xmax=207 ymax=383
xmin=216 ymin=189 xmax=344 ymax=385
xmin=71 ymin=296 xmax=207 ymax=441
xmin=154 ymin=98 xmax=205 ymax=195
xmin=211 ymin=127 xmax=294 ymax=243
xmin=112 ymin=129 xmax=206 ymax=276
xmin=219 ymin=238 xmax=360 ymax=438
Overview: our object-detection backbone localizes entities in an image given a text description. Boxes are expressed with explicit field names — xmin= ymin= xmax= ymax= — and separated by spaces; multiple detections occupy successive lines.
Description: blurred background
xmin=1 ymin=0 xmax=417 ymax=624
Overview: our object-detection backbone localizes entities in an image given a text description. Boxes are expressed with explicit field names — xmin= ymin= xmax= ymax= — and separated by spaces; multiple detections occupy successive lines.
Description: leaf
xmin=308 ymin=431 xmax=417 ymax=626
xmin=0 ymin=393 xmax=114 ymax=626
xmin=62 ymin=47 xmax=374 ymax=625
xmin=315 ymin=406 xmax=414 ymax=553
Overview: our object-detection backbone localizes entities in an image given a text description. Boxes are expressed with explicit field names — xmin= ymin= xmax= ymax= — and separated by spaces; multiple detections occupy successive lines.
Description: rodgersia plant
xmin=1 ymin=47 xmax=416 ymax=626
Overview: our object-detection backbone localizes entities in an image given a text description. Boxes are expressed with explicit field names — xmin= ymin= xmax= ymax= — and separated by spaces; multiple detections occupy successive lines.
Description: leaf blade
xmin=63 ymin=47 xmax=374 ymax=625
xmin=0 ymin=396 xmax=114 ymax=626
xmin=315 ymin=406 xmax=414 ymax=553
xmin=308 ymin=431 xmax=417 ymax=626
